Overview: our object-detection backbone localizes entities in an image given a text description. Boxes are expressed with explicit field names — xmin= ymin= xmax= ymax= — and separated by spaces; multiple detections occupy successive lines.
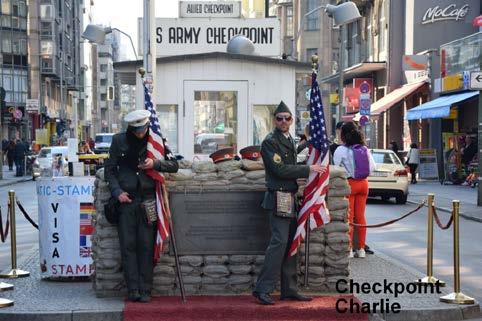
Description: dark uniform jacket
xmin=261 ymin=128 xmax=310 ymax=210
xmin=104 ymin=132 xmax=178 ymax=199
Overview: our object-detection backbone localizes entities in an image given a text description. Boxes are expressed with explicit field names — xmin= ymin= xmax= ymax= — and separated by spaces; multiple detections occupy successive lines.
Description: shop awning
xmin=371 ymin=80 xmax=428 ymax=115
xmin=319 ymin=62 xmax=386 ymax=84
xmin=406 ymin=91 xmax=479 ymax=120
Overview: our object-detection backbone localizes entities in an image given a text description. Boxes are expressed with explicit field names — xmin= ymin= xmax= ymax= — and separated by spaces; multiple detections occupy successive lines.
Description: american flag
xmin=143 ymin=80 xmax=169 ymax=262
xmin=288 ymin=72 xmax=331 ymax=256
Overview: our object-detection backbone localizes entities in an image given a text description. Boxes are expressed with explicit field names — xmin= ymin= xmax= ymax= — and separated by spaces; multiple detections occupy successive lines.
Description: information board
xmin=37 ymin=177 xmax=96 ymax=277
xmin=170 ymin=191 xmax=270 ymax=255
xmin=418 ymin=149 xmax=439 ymax=179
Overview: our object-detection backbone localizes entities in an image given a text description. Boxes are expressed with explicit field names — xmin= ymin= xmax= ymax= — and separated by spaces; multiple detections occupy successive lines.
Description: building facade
xmin=0 ymin=0 xmax=29 ymax=140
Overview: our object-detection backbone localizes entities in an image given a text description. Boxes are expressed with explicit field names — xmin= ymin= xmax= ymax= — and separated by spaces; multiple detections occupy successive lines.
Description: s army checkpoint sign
xmin=37 ymin=177 xmax=96 ymax=277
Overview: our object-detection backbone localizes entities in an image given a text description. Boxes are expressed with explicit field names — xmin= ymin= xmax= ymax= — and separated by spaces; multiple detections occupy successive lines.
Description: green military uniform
xmin=254 ymin=125 xmax=310 ymax=296
xmin=104 ymin=131 xmax=178 ymax=296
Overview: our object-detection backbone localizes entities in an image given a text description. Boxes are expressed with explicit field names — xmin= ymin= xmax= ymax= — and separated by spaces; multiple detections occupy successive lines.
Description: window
xmin=193 ymin=91 xmax=237 ymax=155
xmin=286 ymin=6 xmax=293 ymax=37
xmin=306 ymin=0 xmax=320 ymax=31
xmin=306 ymin=48 xmax=318 ymax=62
xmin=1 ymin=16 xmax=10 ymax=28
xmin=1 ymin=33 xmax=12 ymax=53
xmin=100 ymin=93 xmax=107 ymax=101
xmin=100 ymin=64 xmax=107 ymax=72
xmin=1 ymin=0 xmax=11 ymax=15
xmin=379 ymin=0 xmax=387 ymax=58
xmin=100 ymin=79 xmax=107 ymax=86
xmin=156 ymin=105 xmax=178 ymax=153
xmin=253 ymin=105 xmax=276 ymax=145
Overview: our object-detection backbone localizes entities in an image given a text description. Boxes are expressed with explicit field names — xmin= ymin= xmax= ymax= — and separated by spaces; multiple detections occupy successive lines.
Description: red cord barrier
xmin=432 ymin=207 xmax=453 ymax=230
xmin=349 ymin=201 xmax=426 ymax=228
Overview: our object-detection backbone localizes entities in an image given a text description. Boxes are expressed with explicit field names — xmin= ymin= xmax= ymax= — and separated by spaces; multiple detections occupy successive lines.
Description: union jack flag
xmin=143 ymin=80 xmax=169 ymax=262
xmin=288 ymin=72 xmax=331 ymax=256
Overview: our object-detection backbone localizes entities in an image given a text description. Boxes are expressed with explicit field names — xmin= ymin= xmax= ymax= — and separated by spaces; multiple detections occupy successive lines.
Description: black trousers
xmin=117 ymin=200 xmax=157 ymax=292
xmin=409 ymin=164 xmax=418 ymax=182
xmin=255 ymin=211 xmax=299 ymax=296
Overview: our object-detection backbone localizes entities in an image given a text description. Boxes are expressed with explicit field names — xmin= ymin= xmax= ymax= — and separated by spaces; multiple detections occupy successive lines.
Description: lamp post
xmin=81 ymin=25 xmax=138 ymax=59
xmin=291 ymin=2 xmax=361 ymax=127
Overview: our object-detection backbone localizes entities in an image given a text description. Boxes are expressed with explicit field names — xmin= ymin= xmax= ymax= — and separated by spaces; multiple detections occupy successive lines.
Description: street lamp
xmin=81 ymin=24 xmax=138 ymax=59
xmin=291 ymin=2 xmax=361 ymax=59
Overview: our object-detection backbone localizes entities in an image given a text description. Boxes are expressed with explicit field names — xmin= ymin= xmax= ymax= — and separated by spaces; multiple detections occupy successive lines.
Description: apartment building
xmin=0 ymin=0 xmax=29 ymax=140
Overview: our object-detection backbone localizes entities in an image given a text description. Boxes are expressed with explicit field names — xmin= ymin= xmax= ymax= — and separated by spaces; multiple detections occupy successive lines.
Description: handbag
xmin=104 ymin=197 xmax=120 ymax=224
xmin=274 ymin=191 xmax=296 ymax=218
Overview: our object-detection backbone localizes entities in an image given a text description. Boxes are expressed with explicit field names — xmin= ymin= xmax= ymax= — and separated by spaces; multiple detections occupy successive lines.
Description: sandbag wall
xmin=92 ymin=161 xmax=350 ymax=297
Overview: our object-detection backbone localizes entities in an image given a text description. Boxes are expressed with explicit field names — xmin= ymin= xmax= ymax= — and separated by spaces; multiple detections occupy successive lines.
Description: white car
xmin=368 ymin=149 xmax=409 ymax=204
xmin=32 ymin=146 xmax=69 ymax=180
xmin=94 ymin=133 xmax=114 ymax=154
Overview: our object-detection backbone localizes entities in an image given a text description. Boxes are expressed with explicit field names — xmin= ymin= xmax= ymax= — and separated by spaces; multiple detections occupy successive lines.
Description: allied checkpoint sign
xmin=139 ymin=18 xmax=281 ymax=57
xmin=37 ymin=177 xmax=96 ymax=277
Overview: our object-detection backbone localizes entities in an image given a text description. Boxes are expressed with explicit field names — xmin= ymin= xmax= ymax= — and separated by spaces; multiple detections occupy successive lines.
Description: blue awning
xmin=406 ymin=91 xmax=479 ymax=120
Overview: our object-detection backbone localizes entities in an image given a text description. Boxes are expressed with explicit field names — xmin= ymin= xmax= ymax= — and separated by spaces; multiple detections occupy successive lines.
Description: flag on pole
xmin=143 ymin=80 xmax=169 ymax=262
xmin=288 ymin=72 xmax=331 ymax=256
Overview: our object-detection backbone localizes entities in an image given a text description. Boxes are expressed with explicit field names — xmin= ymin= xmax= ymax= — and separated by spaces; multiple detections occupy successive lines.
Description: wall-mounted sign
xmin=442 ymin=74 xmax=463 ymax=92
xmin=179 ymin=1 xmax=241 ymax=18
xmin=26 ymin=99 xmax=40 ymax=112
xmin=402 ymin=55 xmax=428 ymax=71
xmin=421 ymin=4 xmax=470 ymax=25
xmin=139 ymin=18 xmax=280 ymax=57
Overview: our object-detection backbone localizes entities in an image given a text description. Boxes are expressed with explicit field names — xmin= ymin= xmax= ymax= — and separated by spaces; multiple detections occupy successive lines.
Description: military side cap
xmin=273 ymin=101 xmax=292 ymax=115
xmin=124 ymin=110 xmax=151 ymax=127
xmin=209 ymin=147 xmax=235 ymax=164
xmin=239 ymin=145 xmax=261 ymax=161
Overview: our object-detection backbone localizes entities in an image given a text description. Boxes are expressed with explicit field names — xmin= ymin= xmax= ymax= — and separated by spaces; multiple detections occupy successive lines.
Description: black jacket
xmin=104 ymin=132 xmax=179 ymax=199
xmin=261 ymin=128 xmax=310 ymax=209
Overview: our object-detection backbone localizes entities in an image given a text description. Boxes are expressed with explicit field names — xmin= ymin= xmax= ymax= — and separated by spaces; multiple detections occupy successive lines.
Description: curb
xmin=366 ymin=250 xmax=481 ymax=321
xmin=407 ymin=199 xmax=482 ymax=223
xmin=0 ymin=178 xmax=32 ymax=188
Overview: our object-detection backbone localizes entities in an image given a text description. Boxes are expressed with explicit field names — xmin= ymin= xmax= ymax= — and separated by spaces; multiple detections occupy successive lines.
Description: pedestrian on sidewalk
xmin=6 ymin=140 xmax=15 ymax=171
xmin=14 ymin=139 xmax=27 ymax=177
xmin=333 ymin=122 xmax=376 ymax=259
xmin=1 ymin=139 xmax=8 ymax=164
xmin=406 ymin=143 xmax=420 ymax=184
xmin=104 ymin=110 xmax=178 ymax=303
xmin=252 ymin=101 xmax=326 ymax=305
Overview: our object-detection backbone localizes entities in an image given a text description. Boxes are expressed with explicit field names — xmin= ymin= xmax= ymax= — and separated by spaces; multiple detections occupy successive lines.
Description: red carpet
xmin=123 ymin=295 xmax=369 ymax=321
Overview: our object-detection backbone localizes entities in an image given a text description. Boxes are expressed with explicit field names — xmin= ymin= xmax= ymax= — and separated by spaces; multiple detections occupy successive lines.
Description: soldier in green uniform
xmin=253 ymin=101 xmax=326 ymax=305
xmin=104 ymin=110 xmax=179 ymax=303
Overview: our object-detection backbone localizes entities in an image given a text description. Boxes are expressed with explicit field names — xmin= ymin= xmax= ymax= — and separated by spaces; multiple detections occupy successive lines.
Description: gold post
xmin=418 ymin=194 xmax=445 ymax=286
xmin=440 ymin=200 xmax=475 ymax=304
xmin=0 ymin=191 xmax=29 ymax=278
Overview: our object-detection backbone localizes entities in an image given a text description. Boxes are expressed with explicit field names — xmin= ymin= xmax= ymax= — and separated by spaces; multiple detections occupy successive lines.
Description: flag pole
xmin=304 ymin=55 xmax=319 ymax=288
xmin=161 ymin=184 xmax=187 ymax=303
xmin=138 ymin=68 xmax=186 ymax=302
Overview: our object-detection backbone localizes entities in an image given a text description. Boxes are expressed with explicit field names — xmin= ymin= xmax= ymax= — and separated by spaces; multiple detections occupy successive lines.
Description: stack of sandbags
xmin=297 ymin=165 xmax=350 ymax=291
xmin=92 ymin=168 xmax=124 ymax=297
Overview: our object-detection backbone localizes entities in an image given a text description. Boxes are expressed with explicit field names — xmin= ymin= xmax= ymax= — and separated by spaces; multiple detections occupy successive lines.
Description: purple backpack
xmin=351 ymin=144 xmax=370 ymax=179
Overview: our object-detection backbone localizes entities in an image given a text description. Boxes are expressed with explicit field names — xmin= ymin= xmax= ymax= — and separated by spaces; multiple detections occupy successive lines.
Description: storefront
xmin=407 ymin=91 xmax=479 ymax=183
xmin=115 ymin=52 xmax=310 ymax=160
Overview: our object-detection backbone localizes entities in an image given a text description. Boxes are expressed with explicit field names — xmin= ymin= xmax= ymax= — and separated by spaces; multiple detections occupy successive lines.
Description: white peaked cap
xmin=124 ymin=110 xmax=150 ymax=127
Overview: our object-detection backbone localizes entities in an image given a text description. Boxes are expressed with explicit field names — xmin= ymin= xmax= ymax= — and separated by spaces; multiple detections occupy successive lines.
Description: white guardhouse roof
xmin=114 ymin=52 xmax=312 ymax=85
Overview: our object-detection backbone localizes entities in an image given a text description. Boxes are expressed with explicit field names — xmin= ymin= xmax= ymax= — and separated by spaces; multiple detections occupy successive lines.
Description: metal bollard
xmin=418 ymin=193 xmax=445 ymax=286
xmin=0 ymin=190 xmax=30 ymax=279
xmin=440 ymin=200 xmax=475 ymax=304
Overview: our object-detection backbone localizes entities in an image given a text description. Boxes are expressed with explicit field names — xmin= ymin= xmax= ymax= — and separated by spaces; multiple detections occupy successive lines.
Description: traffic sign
xmin=359 ymin=115 xmax=369 ymax=126
xmin=469 ymin=71 xmax=482 ymax=90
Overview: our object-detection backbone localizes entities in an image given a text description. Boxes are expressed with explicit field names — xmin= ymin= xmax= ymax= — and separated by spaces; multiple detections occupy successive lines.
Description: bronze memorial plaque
xmin=170 ymin=191 xmax=270 ymax=255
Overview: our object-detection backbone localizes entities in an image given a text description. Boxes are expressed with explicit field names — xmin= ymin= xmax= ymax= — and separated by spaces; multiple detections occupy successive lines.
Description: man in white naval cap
xmin=104 ymin=109 xmax=178 ymax=302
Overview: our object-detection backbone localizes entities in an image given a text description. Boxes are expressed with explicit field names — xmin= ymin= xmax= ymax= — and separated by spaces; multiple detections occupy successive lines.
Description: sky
xmin=92 ymin=0 xmax=180 ymax=59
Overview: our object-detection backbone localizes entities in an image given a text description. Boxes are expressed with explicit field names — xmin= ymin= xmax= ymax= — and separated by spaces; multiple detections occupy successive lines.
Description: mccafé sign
xmin=422 ymin=4 xmax=470 ymax=24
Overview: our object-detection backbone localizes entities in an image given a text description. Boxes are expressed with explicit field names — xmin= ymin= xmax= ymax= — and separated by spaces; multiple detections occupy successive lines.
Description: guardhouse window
xmin=253 ymin=105 xmax=276 ymax=145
